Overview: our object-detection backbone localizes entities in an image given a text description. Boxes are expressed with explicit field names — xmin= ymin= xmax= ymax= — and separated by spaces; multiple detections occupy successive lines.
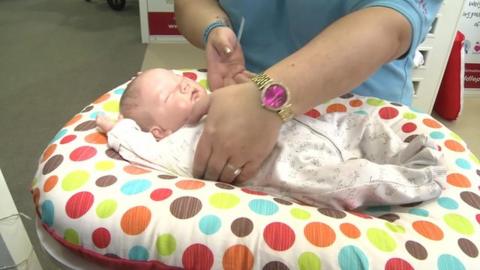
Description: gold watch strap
xmin=251 ymin=73 xmax=272 ymax=90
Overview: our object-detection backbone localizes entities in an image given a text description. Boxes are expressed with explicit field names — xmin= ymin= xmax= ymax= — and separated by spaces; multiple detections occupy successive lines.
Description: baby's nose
xmin=179 ymin=84 xmax=191 ymax=94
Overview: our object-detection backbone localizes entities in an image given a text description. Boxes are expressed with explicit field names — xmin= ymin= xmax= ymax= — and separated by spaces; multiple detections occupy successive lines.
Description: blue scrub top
xmin=219 ymin=0 xmax=443 ymax=105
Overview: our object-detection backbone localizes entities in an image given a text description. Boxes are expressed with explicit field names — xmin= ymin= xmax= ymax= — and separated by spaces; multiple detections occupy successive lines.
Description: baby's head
xmin=120 ymin=68 xmax=207 ymax=139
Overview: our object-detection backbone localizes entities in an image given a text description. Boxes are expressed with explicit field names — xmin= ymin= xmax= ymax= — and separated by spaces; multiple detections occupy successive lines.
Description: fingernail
xmin=224 ymin=47 xmax=232 ymax=55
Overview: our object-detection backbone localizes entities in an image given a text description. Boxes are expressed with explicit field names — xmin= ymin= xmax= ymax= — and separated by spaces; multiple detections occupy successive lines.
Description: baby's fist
xmin=96 ymin=114 xmax=119 ymax=133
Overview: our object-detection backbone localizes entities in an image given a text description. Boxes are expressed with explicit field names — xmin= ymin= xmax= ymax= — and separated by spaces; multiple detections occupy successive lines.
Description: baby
xmin=97 ymin=68 xmax=445 ymax=210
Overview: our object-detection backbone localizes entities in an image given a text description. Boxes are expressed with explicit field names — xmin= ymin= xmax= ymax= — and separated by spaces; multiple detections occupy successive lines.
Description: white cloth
xmin=107 ymin=113 xmax=445 ymax=210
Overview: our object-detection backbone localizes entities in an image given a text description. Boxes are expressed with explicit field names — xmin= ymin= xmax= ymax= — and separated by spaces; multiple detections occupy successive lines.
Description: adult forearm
xmin=174 ymin=0 xmax=230 ymax=49
xmin=266 ymin=7 xmax=412 ymax=114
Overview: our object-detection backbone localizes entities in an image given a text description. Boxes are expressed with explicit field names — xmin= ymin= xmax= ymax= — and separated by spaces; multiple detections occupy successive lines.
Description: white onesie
xmin=107 ymin=113 xmax=445 ymax=210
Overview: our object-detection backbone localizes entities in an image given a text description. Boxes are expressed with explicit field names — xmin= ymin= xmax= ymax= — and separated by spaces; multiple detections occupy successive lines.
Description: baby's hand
xmin=96 ymin=114 xmax=121 ymax=133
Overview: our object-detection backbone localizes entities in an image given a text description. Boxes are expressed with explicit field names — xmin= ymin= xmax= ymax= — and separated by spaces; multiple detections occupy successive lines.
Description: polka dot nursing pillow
xmin=32 ymin=70 xmax=480 ymax=269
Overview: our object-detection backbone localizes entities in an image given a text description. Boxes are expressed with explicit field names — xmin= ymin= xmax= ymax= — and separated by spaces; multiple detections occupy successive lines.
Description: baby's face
xmin=138 ymin=69 xmax=206 ymax=132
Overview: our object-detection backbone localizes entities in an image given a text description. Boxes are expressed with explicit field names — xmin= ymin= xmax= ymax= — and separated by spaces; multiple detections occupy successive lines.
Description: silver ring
xmin=226 ymin=163 xmax=242 ymax=177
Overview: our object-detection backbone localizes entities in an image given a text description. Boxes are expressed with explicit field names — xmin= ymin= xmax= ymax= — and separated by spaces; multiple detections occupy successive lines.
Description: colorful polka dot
xmin=199 ymin=215 xmax=221 ymax=235
xmin=458 ymin=238 xmax=479 ymax=258
xmin=60 ymin=134 xmax=77 ymax=144
xmin=150 ymin=188 xmax=172 ymax=201
xmin=443 ymin=213 xmax=474 ymax=235
xmin=95 ymin=160 xmax=115 ymax=171
xmin=412 ymin=220 xmax=444 ymax=241
xmin=113 ymin=87 xmax=125 ymax=95
xmin=170 ymin=197 xmax=202 ymax=219
xmin=182 ymin=72 xmax=197 ymax=80
xmin=430 ymin=131 xmax=445 ymax=139
xmin=385 ymin=222 xmax=405 ymax=234
xmin=366 ymin=228 xmax=397 ymax=252
xmin=304 ymin=109 xmax=320 ymax=118
xmin=263 ymin=222 xmax=295 ymax=251
xmin=231 ymin=218 xmax=254 ymax=237
xmin=437 ymin=197 xmax=459 ymax=210
xmin=121 ymin=179 xmax=152 ymax=195
xmin=85 ymin=133 xmax=107 ymax=144
xmin=176 ymin=179 xmax=205 ymax=190
xmin=405 ymin=240 xmax=428 ymax=260
xmin=349 ymin=99 xmax=363 ymax=107
xmin=222 ymin=245 xmax=254 ymax=270
xmin=304 ymin=222 xmax=336 ymax=247
xmin=456 ymin=158 xmax=472 ymax=170
xmin=42 ymin=155 xmax=63 ymax=175
xmin=401 ymin=122 xmax=417 ymax=133
xmin=403 ymin=112 xmax=417 ymax=120
xmin=423 ymin=118 xmax=442 ymax=128
xmin=64 ymin=228 xmax=80 ymax=245
xmin=209 ymin=193 xmax=240 ymax=209
xmin=290 ymin=208 xmax=311 ymax=220
xmin=437 ymin=254 xmax=465 ymax=270
xmin=43 ymin=175 xmax=58 ymax=192
xmin=409 ymin=208 xmax=429 ymax=217
xmin=298 ymin=252 xmax=321 ymax=270
xmin=340 ymin=223 xmax=361 ymax=239
xmin=263 ymin=261 xmax=289 ymax=270
xmin=121 ymin=206 xmax=151 ymax=235
xmin=156 ymin=234 xmax=176 ymax=256
xmin=62 ymin=170 xmax=90 ymax=191
xmin=327 ymin=103 xmax=347 ymax=113
xmin=41 ymin=144 xmax=57 ymax=162
xmin=379 ymin=107 xmax=399 ymax=120
xmin=445 ymin=140 xmax=465 ymax=152
xmin=385 ymin=258 xmax=413 ymax=270
xmin=95 ymin=175 xmax=117 ymax=187
xmin=123 ymin=165 xmax=150 ymax=175
xmin=70 ymin=146 xmax=97 ymax=161
xmin=41 ymin=200 xmax=54 ymax=227
xmin=366 ymin=98 xmax=385 ymax=106
xmin=460 ymin=191 xmax=480 ymax=210
xmin=65 ymin=191 xmax=94 ymax=219
xmin=96 ymin=199 xmax=117 ymax=218
xmin=248 ymin=199 xmax=279 ymax=216
xmin=128 ymin=245 xmax=149 ymax=261
xmin=447 ymin=173 xmax=471 ymax=188
xmin=92 ymin=227 xmax=111 ymax=249
xmin=338 ymin=245 xmax=369 ymax=270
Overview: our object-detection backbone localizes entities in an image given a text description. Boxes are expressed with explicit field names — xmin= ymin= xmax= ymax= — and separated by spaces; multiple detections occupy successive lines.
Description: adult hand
xmin=206 ymin=27 xmax=253 ymax=90
xmin=193 ymin=82 xmax=283 ymax=183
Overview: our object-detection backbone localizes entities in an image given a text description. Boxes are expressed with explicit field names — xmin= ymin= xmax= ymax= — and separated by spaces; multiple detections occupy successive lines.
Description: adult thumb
xmin=211 ymin=28 xmax=237 ymax=58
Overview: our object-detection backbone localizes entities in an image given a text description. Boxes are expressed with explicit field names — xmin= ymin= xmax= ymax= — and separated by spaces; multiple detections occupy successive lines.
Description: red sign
xmin=148 ymin=12 xmax=181 ymax=35
xmin=465 ymin=63 xmax=480 ymax=89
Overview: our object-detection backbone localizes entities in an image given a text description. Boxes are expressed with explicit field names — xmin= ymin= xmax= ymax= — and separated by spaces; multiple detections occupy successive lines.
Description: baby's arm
xmin=99 ymin=117 xmax=178 ymax=173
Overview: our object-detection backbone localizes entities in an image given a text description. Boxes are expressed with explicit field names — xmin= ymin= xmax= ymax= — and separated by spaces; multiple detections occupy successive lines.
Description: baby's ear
xmin=150 ymin=126 xmax=172 ymax=140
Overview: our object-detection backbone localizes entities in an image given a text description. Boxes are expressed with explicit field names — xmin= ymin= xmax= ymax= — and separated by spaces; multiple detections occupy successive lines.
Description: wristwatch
xmin=251 ymin=73 xmax=295 ymax=122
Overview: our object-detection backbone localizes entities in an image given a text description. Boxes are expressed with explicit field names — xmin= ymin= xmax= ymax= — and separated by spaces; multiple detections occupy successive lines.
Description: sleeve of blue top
xmin=347 ymin=0 xmax=444 ymax=58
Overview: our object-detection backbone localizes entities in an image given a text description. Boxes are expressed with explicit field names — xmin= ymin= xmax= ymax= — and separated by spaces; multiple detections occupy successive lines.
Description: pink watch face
xmin=261 ymin=84 xmax=288 ymax=110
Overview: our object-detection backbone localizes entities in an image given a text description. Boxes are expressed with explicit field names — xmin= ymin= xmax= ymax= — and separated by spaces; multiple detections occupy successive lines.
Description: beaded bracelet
xmin=202 ymin=20 xmax=229 ymax=45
